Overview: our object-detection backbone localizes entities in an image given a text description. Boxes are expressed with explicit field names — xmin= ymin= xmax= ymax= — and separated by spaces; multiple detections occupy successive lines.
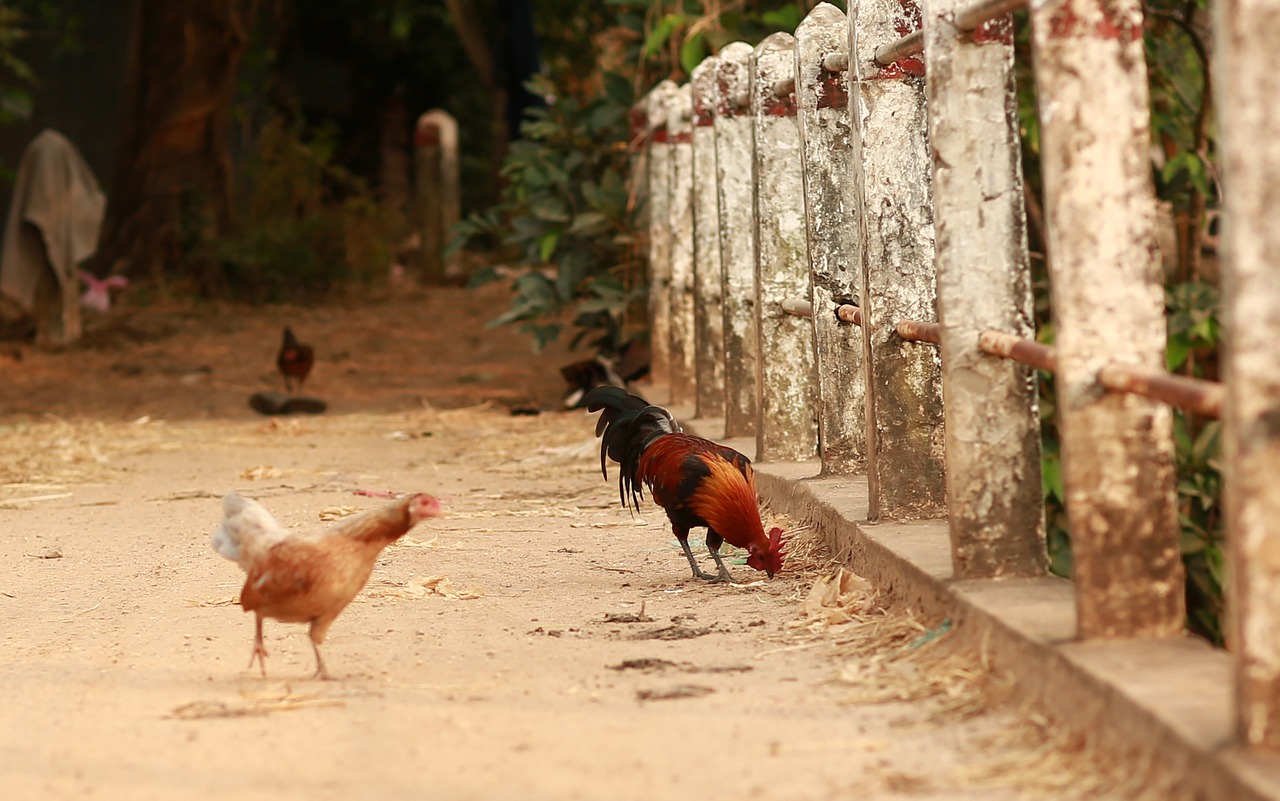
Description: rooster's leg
xmin=707 ymin=549 xmax=734 ymax=583
xmin=675 ymin=527 xmax=722 ymax=582
xmin=248 ymin=614 xmax=268 ymax=677
xmin=705 ymin=530 xmax=734 ymax=583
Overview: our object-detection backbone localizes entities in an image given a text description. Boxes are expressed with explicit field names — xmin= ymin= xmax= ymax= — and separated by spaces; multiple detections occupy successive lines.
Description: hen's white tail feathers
xmin=211 ymin=492 xmax=290 ymax=570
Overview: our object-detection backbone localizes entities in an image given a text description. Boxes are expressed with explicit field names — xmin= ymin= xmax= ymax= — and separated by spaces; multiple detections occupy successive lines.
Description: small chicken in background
xmin=584 ymin=386 xmax=784 ymax=582
xmin=276 ymin=326 xmax=314 ymax=393
xmin=211 ymin=492 xmax=444 ymax=679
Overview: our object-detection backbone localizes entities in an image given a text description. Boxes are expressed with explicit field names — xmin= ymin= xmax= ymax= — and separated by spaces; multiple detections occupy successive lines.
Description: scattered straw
xmin=169 ymin=687 xmax=346 ymax=720
xmin=636 ymin=684 xmax=714 ymax=702
xmin=362 ymin=575 xmax=483 ymax=601
xmin=318 ymin=505 xmax=361 ymax=521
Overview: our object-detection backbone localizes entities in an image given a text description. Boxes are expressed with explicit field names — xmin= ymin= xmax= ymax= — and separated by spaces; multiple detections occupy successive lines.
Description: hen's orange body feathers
xmin=212 ymin=492 xmax=442 ymax=678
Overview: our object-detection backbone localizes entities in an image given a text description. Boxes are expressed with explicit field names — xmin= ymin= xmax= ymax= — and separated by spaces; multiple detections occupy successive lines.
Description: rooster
xmin=211 ymin=492 xmax=443 ymax=679
xmin=584 ymin=386 xmax=784 ymax=582
xmin=277 ymin=326 xmax=314 ymax=393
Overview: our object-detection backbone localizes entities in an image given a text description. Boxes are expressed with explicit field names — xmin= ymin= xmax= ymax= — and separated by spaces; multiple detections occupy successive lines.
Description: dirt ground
xmin=0 ymin=284 xmax=1166 ymax=800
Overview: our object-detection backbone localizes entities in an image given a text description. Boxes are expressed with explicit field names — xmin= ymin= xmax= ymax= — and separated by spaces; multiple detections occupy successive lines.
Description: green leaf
xmin=466 ymin=265 xmax=502 ymax=289
xmin=643 ymin=13 xmax=685 ymax=58
xmin=1041 ymin=452 xmax=1065 ymax=503
xmin=680 ymin=32 xmax=707 ymax=76
xmin=538 ymin=231 xmax=560 ymax=263
xmin=1166 ymin=335 xmax=1191 ymax=371
xmin=569 ymin=211 xmax=608 ymax=235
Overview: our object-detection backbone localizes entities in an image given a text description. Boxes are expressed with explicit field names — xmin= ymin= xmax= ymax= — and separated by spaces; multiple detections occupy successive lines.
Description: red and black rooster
xmin=277 ymin=327 xmax=314 ymax=393
xmin=584 ymin=386 xmax=784 ymax=582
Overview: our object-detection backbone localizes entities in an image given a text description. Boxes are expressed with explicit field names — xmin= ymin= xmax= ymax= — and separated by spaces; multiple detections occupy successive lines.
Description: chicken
xmin=277 ymin=326 xmax=314 ymax=393
xmin=584 ymin=386 xmax=784 ymax=582
xmin=211 ymin=492 xmax=443 ymax=679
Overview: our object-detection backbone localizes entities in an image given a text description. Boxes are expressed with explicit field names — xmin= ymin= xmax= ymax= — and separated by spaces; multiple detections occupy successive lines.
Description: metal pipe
xmin=836 ymin=304 xmax=862 ymax=326
xmin=874 ymin=31 xmax=924 ymax=68
xmin=1097 ymin=364 xmax=1225 ymax=419
xmin=896 ymin=319 xmax=942 ymax=344
xmin=781 ymin=298 xmax=813 ymax=318
xmin=978 ymin=329 xmax=1057 ymax=372
xmin=822 ymin=52 xmax=849 ymax=73
xmin=773 ymin=77 xmax=796 ymax=98
xmin=956 ymin=0 xmax=1029 ymax=28
xmin=873 ymin=0 xmax=1029 ymax=68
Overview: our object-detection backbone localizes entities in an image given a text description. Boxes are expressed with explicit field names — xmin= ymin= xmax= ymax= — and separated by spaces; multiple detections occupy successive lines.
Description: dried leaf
xmin=318 ymin=505 xmax=361 ymax=521
xmin=240 ymin=465 xmax=282 ymax=481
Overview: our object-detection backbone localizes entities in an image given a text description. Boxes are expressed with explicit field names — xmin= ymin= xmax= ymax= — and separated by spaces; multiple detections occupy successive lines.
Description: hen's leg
xmin=705 ymin=530 xmax=734 ymax=583
xmin=248 ymin=614 xmax=268 ymax=677
xmin=310 ymin=641 xmax=331 ymax=681
xmin=309 ymin=617 xmax=334 ymax=680
xmin=674 ymin=525 xmax=720 ymax=581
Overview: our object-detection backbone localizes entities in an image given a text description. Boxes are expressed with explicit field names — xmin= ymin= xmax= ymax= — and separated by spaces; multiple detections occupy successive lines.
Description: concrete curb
xmin=685 ymin=411 xmax=1280 ymax=800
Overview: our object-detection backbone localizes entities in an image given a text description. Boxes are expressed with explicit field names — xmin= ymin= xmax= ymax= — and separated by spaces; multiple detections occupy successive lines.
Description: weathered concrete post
xmin=923 ymin=0 xmax=1045 ymax=577
xmin=752 ymin=33 xmax=820 ymax=463
xmin=848 ymin=0 xmax=946 ymax=519
xmin=795 ymin=3 xmax=866 ymax=475
xmin=714 ymin=44 xmax=759 ymax=437
xmin=691 ymin=58 xmax=726 ymax=419
xmin=646 ymin=81 xmax=678 ymax=391
xmin=1217 ymin=0 xmax=1280 ymax=747
xmin=667 ymin=84 xmax=698 ymax=407
xmin=1030 ymin=0 xmax=1183 ymax=638
xmin=414 ymin=110 xmax=460 ymax=282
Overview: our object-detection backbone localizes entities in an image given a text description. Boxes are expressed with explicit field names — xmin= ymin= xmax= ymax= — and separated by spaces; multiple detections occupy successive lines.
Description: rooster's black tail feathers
xmin=583 ymin=386 xmax=679 ymax=510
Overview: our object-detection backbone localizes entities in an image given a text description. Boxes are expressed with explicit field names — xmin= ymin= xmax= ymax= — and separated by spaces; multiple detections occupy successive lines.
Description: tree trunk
xmin=95 ymin=0 xmax=257 ymax=290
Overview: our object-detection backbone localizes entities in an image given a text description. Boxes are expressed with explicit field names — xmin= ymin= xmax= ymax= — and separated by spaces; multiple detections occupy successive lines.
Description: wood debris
xmin=636 ymin=684 xmax=714 ymax=702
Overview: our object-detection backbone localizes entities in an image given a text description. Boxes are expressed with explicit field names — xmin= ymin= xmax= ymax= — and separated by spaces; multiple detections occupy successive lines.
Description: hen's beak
xmin=766 ymin=569 xmax=776 ymax=579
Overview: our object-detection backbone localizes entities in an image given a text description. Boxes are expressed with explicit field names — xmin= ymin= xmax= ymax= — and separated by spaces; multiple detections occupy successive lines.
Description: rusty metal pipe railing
xmin=837 ymin=304 xmax=862 ymax=327
xmin=895 ymin=319 xmax=942 ymax=344
xmin=781 ymin=298 xmax=814 ymax=318
xmin=1098 ymin=364 xmax=1225 ymax=419
xmin=873 ymin=0 xmax=1030 ymax=67
xmin=873 ymin=31 xmax=925 ymax=68
xmin=978 ymin=329 xmax=1057 ymax=372
xmin=976 ymin=330 xmax=1223 ymax=417
xmin=794 ymin=308 xmax=1222 ymax=417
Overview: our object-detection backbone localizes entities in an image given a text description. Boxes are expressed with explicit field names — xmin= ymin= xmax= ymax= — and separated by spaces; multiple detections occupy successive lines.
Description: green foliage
xmin=467 ymin=0 xmax=819 ymax=354
xmin=214 ymin=118 xmax=405 ymax=303
xmin=454 ymin=73 xmax=644 ymax=352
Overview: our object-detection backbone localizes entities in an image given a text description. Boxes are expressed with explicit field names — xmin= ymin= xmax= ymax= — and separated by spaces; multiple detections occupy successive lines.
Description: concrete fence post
xmin=1030 ymin=0 xmax=1183 ymax=638
xmin=646 ymin=80 xmax=678 ymax=390
xmin=795 ymin=2 xmax=866 ymax=476
xmin=691 ymin=57 xmax=727 ymax=419
xmin=922 ymin=0 xmax=1045 ymax=577
xmin=714 ymin=43 xmax=759 ymax=437
xmin=1217 ymin=0 xmax=1280 ymax=747
xmin=848 ymin=0 xmax=946 ymax=519
xmin=752 ymin=33 xmax=820 ymax=463
xmin=414 ymin=110 xmax=460 ymax=282
xmin=667 ymin=84 xmax=698 ymax=407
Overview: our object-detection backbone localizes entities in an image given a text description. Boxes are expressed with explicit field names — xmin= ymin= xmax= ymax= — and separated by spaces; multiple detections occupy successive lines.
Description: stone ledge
xmin=684 ymin=411 xmax=1280 ymax=800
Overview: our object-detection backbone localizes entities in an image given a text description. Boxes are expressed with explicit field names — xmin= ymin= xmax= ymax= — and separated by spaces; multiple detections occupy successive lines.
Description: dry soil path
xmin=0 ymin=405 xmax=1157 ymax=800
